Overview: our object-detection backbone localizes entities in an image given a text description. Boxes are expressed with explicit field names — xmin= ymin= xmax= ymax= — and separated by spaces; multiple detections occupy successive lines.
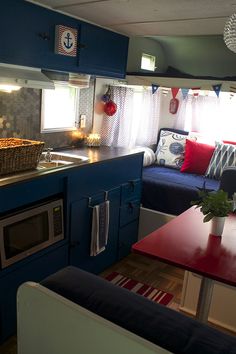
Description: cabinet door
xmin=0 ymin=1 xmax=128 ymax=77
xmin=79 ymin=22 xmax=129 ymax=78
xmin=0 ymin=245 xmax=68 ymax=343
xmin=118 ymin=221 xmax=139 ymax=260
xmin=0 ymin=0 xmax=80 ymax=72
xmin=69 ymin=187 xmax=120 ymax=273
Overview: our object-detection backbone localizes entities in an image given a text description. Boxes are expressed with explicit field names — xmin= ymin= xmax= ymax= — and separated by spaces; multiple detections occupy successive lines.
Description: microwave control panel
xmin=53 ymin=205 xmax=63 ymax=236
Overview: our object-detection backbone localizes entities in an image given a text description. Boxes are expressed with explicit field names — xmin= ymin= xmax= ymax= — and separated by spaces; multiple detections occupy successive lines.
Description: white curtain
xmin=101 ymin=86 xmax=134 ymax=147
xmin=101 ymin=86 xmax=161 ymax=148
xmin=174 ymin=93 xmax=236 ymax=141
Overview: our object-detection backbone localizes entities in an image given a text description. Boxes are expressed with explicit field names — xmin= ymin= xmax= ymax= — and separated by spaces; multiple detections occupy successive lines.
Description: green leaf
xmin=191 ymin=189 xmax=232 ymax=219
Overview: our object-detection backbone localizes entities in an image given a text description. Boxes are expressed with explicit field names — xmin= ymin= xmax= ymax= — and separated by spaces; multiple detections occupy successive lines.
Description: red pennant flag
xmin=171 ymin=87 xmax=179 ymax=99
xmin=230 ymin=85 xmax=236 ymax=99
xmin=191 ymin=87 xmax=201 ymax=97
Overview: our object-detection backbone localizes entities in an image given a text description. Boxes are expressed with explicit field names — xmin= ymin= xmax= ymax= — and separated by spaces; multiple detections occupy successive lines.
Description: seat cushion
xmin=42 ymin=266 xmax=236 ymax=354
xmin=142 ymin=166 xmax=219 ymax=215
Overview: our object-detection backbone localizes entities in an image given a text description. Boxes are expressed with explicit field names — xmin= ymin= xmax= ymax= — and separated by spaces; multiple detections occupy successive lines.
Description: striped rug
xmin=105 ymin=272 xmax=173 ymax=306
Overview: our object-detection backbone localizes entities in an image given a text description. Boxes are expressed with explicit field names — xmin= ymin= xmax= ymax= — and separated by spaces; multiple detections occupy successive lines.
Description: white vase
xmin=210 ymin=216 xmax=226 ymax=236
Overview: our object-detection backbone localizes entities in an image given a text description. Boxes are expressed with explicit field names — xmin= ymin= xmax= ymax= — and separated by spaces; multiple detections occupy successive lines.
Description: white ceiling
xmin=28 ymin=0 xmax=236 ymax=36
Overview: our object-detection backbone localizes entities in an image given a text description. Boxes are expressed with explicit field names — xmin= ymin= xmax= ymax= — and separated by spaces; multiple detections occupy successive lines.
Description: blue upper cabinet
xmin=0 ymin=0 xmax=129 ymax=78
xmin=79 ymin=23 xmax=129 ymax=78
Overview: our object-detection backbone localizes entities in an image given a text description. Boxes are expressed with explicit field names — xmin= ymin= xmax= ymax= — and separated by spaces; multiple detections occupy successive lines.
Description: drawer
xmin=121 ymin=179 xmax=141 ymax=204
xmin=120 ymin=199 xmax=140 ymax=227
xmin=118 ymin=221 xmax=139 ymax=260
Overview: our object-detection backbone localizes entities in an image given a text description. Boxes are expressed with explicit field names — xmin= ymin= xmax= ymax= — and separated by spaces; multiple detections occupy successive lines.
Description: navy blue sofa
xmin=40 ymin=266 xmax=236 ymax=354
xmin=141 ymin=128 xmax=235 ymax=215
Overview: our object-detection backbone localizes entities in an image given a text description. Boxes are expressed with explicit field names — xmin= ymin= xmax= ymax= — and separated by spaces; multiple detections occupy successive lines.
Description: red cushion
xmin=223 ymin=140 xmax=236 ymax=145
xmin=181 ymin=139 xmax=215 ymax=175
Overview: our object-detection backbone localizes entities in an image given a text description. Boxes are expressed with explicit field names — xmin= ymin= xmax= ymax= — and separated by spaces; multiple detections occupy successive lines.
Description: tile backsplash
xmin=0 ymin=78 xmax=95 ymax=148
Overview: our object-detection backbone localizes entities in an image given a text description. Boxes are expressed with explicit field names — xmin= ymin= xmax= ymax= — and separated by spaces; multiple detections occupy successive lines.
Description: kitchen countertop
xmin=0 ymin=146 xmax=143 ymax=187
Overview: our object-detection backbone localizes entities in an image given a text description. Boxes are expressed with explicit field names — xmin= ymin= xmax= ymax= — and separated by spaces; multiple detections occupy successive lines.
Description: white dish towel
xmin=90 ymin=200 xmax=110 ymax=256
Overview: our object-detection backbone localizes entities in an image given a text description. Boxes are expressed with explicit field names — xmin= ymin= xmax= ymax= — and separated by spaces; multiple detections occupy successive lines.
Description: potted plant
xmin=191 ymin=189 xmax=235 ymax=236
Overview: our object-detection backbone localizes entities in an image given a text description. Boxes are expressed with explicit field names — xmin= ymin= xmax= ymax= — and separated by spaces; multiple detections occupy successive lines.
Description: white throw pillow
xmin=155 ymin=130 xmax=188 ymax=169
xmin=131 ymin=147 xmax=156 ymax=167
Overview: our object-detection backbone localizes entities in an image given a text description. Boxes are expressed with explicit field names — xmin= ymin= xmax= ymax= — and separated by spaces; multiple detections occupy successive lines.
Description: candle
xmin=71 ymin=129 xmax=86 ymax=147
xmin=86 ymin=133 xmax=101 ymax=147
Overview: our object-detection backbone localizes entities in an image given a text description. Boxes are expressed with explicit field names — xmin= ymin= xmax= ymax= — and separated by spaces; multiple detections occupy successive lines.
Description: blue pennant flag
xmin=212 ymin=84 xmax=222 ymax=98
xmin=151 ymin=84 xmax=159 ymax=94
xmin=181 ymin=88 xmax=189 ymax=99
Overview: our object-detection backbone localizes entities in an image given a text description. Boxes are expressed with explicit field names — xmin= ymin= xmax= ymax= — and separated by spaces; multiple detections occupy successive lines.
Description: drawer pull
xmin=128 ymin=202 xmax=134 ymax=209
xmin=128 ymin=180 xmax=135 ymax=192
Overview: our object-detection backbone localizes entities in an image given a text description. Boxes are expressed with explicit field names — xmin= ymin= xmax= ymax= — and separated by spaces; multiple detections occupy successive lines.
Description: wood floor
xmin=101 ymin=253 xmax=184 ymax=309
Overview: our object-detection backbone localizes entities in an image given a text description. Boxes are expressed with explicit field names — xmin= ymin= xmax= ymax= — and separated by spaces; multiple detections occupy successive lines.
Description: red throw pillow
xmin=223 ymin=140 xmax=236 ymax=145
xmin=181 ymin=139 xmax=215 ymax=175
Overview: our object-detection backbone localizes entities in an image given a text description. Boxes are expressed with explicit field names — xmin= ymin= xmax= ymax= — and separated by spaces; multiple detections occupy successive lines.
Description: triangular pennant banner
xmin=191 ymin=87 xmax=201 ymax=97
xmin=212 ymin=84 xmax=222 ymax=98
xmin=181 ymin=88 xmax=189 ymax=99
xmin=229 ymin=85 xmax=236 ymax=99
xmin=230 ymin=85 xmax=236 ymax=93
xmin=162 ymin=88 xmax=169 ymax=96
xmin=151 ymin=84 xmax=159 ymax=94
xmin=171 ymin=87 xmax=179 ymax=99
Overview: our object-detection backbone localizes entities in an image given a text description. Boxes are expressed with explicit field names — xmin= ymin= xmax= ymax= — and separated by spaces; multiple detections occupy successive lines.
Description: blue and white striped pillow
xmin=205 ymin=142 xmax=236 ymax=180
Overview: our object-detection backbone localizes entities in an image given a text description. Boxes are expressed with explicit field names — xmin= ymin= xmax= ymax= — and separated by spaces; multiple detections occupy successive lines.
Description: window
xmin=174 ymin=90 xmax=236 ymax=141
xmin=41 ymin=83 xmax=79 ymax=132
xmin=141 ymin=53 xmax=156 ymax=71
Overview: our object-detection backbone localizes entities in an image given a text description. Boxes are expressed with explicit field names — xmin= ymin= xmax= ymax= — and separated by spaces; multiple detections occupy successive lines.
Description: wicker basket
xmin=0 ymin=138 xmax=45 ymax=176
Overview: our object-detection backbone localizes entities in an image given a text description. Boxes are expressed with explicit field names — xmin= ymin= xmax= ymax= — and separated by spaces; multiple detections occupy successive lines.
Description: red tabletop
xmin=132 ymin=207 xmax=236 ymax=287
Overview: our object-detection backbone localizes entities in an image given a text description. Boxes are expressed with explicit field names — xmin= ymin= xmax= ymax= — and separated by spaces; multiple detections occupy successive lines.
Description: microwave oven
xmin=0 ymin=198 xmax=64 ymax=269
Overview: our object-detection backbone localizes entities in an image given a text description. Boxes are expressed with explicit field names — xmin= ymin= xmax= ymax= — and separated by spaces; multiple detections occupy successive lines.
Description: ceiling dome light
xmin=224 ymin=13 xmax=236 ymax=53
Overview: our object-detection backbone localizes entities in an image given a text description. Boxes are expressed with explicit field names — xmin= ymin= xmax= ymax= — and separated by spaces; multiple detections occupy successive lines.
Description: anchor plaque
xmin=55 ymin=25 xmax=78 ymax=57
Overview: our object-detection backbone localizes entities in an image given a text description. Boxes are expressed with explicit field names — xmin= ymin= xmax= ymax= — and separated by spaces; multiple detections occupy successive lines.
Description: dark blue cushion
xmin=41 ymin=266 xmax=236 ymax=354
xmin=220 ymin=167 xmax=236 ymax=198
xmin=142 ymin=166 xmax=220 ymax=215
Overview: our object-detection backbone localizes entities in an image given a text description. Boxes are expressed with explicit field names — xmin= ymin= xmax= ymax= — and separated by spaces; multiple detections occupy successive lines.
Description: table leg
xmin=196 ymin=277 xmax=214 ymax=323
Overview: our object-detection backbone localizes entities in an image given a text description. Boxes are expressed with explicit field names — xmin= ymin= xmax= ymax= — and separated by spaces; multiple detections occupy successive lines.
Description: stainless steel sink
xmin=38 ymin=160 xmax=73 ymax=169
xmin=38 ymin=151 xmax=89 ymax=169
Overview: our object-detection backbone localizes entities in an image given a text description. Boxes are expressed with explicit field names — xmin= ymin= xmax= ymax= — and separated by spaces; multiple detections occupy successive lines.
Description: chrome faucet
xmin=45 ymin=148 xmax=53 ymax=162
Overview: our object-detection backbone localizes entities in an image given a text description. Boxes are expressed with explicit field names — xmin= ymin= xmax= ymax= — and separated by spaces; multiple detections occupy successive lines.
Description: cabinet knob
xmin=128 ymin=180 xmax=135 ymax=192
xmin=78 ymin=43 xmax=86 ymax=49
xmin=128 ymin=202 xmax=134 ymax=209
xmin=38 ymin=32 xmax=50 ymax=41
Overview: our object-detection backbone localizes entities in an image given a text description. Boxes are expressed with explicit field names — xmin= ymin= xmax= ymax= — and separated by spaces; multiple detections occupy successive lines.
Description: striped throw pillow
xmin=205 ymin=142 xmax=236 ymax=180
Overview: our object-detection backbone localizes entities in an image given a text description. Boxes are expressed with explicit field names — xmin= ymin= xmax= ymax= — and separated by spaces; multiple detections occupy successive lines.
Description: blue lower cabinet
xmin=69 ymin=187 xmax=120 ymax=273
xmin=118 ymin=221 xmax=139 ymax=260
xmin=0 ymin=245 xmax=68 ymax=343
